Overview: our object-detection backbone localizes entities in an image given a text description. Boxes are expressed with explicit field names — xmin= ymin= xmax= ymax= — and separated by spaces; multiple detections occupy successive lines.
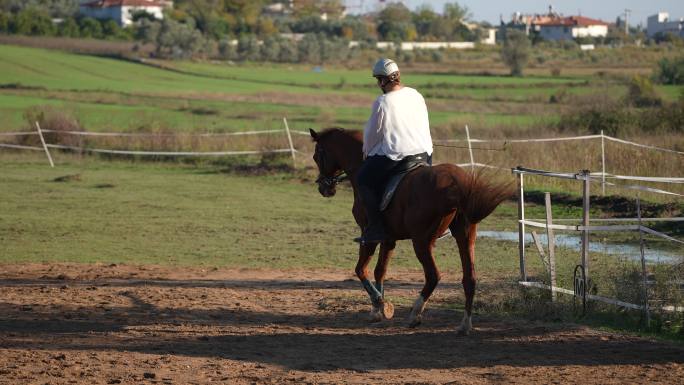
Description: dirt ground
xmin=0 ymin=263 xmax=682 ymax=385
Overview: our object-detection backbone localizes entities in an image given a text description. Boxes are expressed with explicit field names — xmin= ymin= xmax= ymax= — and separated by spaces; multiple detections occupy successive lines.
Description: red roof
xmin=80 ymin=0 xmax=166 ymax=8
xmin=536 ymin=16 xmax=609 ymax=27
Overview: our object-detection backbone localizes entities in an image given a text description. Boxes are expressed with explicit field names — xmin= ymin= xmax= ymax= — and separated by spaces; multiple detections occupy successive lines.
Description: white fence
xmin=2 ymin=123 xmax=683 ymax=192
xmin=513 ymin=166 xmax=683 ymax=321
xmin=0 ymin=119 xmax=312 ymax=168
xmin=436 ymin=125 xmax=684 ymax=196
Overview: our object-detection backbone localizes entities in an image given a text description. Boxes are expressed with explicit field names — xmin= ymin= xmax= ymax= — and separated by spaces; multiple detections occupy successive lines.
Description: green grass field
xmin=0 ymin=44 xmax=603 ymax=134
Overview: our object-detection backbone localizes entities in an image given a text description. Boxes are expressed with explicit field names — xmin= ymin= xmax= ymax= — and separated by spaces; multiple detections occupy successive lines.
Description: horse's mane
xmin=316 ymin=127 xmax=363 ymax=144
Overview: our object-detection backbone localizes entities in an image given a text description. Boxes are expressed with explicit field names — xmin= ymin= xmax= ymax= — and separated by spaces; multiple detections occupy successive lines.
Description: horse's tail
xmin=447 ymin=168 xmax=514 ymax=224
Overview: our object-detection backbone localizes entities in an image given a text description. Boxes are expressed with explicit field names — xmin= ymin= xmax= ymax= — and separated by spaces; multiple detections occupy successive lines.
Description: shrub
xmin=501 ymin=30 xmax=530 ymax=76
xmin=654 ymin=56 xmax=684 ymax=85
xmin=626 ymin=75 xmax=662 ymax=107
xmin=19 ymin=106 xmax=85 ymax=148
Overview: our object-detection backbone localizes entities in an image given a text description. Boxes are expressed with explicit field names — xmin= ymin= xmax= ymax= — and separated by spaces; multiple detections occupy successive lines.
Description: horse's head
xmin=310 ymin=128 xmax=344 ymax=198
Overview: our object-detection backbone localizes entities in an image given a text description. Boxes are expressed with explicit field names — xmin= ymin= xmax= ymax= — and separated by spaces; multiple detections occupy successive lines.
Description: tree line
xmin=0 ymin=0 xmax=482 ymax=59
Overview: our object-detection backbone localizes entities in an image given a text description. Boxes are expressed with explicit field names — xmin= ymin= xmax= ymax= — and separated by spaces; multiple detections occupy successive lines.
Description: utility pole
xmin=623 ymin=9 xmax=632 ymax=35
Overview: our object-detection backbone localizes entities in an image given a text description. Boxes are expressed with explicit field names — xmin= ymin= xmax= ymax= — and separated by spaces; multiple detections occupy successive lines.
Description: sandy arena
xmin=0 ymin=263 xmax=682 ymax=384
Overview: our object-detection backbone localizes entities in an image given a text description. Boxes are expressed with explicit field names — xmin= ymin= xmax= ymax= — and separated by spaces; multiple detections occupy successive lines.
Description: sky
xmin=345 ymin=1 xmax=684 ymax=27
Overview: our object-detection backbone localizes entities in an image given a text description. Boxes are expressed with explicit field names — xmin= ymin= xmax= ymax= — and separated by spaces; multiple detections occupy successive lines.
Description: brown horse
xmin=310 ymin=127 xmax=512 ymax=334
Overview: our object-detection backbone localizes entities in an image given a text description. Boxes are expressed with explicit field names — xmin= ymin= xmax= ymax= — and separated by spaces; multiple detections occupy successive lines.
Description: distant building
xmin=647 ymin=12 xmax=684 ymax=38
xmin=536 ymin=16 xmax=609 ymax=41
xmin=501 ymin=6 xmax=608 ymax=41
xmin=78 ymin=0 xmax=171 ymax=26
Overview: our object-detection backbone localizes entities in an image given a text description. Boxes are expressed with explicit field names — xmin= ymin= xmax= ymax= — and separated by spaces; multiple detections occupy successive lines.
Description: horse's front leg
xmin=369 ymin=240 xmax=396 ymax=321
xmin=354 ymin=243 xmax=387 ymax=322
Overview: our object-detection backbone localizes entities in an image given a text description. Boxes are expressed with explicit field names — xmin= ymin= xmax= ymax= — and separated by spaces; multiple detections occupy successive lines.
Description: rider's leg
xmin=355 ymin=155 xmax=398 ymax=243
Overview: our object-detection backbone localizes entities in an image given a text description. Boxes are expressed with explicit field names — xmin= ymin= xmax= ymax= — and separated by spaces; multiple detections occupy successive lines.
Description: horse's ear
xmin=309 ymin=128 xmax=318 ymax=141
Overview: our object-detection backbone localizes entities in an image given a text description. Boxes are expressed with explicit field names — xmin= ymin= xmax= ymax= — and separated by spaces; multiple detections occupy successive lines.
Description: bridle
xmin=314 ymin=144 xmax=347 ymax=189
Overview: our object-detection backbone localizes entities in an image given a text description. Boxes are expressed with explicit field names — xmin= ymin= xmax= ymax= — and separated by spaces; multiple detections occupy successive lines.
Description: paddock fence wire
xmin=1 ymin=124 xmax=682 ymax=189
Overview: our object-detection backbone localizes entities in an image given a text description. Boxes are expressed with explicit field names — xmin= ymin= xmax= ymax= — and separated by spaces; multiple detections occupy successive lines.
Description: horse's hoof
xmin=382 ymin=301 xmax=394 ymax=320
xmin=368 ymin=307 xmax=383 ymax=322
xmin=408 ymin=315 xmax=422 ymax=328
xmin=455 ymin=326 xmax=471 ymax=336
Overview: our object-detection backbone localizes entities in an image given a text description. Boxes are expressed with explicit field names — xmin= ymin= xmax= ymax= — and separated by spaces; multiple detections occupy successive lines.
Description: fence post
xmin=516 ymin=168 xmax=527 ymax=281
xmin=636 ymin=195 xmax=651 ymax=327
xmin=465 ymin=125 xmax=475 ymax=171
xmin=35 ymin=121 xmax=54 ymax=168
xmin=601 ymin=130 xmax=606 ymax=195
xmin=282 ymin=117 xmax=296 ymax=169
xmin=545 ymin=192 xmax=557 ymax=302
xmin=580 ymin=170 xmax=590 ymax=284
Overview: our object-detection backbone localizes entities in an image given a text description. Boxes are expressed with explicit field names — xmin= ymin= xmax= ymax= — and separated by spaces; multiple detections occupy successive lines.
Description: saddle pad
xmin=380 ymin=163 xmax=425 ymax=211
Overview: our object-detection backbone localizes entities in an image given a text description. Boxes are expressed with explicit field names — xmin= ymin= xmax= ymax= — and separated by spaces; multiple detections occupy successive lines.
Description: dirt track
xmin=0 ymin=263 xmax=682 ymax=384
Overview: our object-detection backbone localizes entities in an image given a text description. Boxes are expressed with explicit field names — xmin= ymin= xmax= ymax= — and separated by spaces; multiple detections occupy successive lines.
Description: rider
xmin=354 ymin=58 xmax=433 ymax=244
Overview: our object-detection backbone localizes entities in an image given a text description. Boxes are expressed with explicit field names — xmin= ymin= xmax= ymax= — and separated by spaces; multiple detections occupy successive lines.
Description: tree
xmin=0 ymin=11 xmax=9 ymax=32
xmin=298 ymin=33 xmax=321 ymax=63
xmin=278 ymin=38 xmax=298 ymax=62
xmin=12 ymin=8 xmax=55 ymax=35
xmin=135 ymin=18 xmax=161 ymax=43
xmin=501 ymin=30 xmax=530 ymax=76
xmin=58 ymin=17 xmax=80 ymax=37
xmin=78 ymin=17 xmax=103 ymax=39
xmin=443 ymin=2 xmax=470 ymax=23
xmin=376 ymin=3 xmax=413 ymax=41
xmin=237 ymin=34 xmax=261 ymax=61
xmin=260 ymin=36 xmax=281 ymax=62
xmin=413 ymin=5 xmax=438 ymax=40
xmin=218 ymin=38 xmax=237 ymax=60
xmin=155 ymin=18 xmax=209 ymax=59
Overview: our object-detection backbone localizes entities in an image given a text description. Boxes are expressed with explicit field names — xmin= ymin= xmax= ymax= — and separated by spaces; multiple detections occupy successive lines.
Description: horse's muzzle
xmin=316 ymin=175 xmax=338 ymax=197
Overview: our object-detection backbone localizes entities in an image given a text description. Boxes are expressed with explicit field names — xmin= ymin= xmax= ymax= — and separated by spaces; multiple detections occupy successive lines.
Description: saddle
xmin=379 ymin=153 xmax=429 ymax=211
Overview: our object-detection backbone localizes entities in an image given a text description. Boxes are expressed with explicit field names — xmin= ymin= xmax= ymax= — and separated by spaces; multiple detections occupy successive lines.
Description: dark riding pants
xmin=356 ymin=153 xmax=432 ymax=228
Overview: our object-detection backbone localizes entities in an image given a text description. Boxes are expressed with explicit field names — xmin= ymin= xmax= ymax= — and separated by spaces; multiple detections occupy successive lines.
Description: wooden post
xmin=636 ymin=195 xmax=651 ymax=326
xmin=517 ymin=169 xmax=527 ymax=281
xmin=282 ymin=117 xmax=296 ymax=169
xmin=465 ymin=125 xmax=475 ymax=171
xmin=35 ymin=121 xmax=54 ymax=168
xmin=601 ymin=130 xmax=606 ymax=195
xmin=580 ymin=170 xmax=590 ymax=283
xmin=545 ymin=192 xmax=557 ymax=302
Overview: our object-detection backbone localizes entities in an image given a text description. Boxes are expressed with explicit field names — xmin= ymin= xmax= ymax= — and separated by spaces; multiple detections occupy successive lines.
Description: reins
xmin=314 ymin=143 xmax=350 ymax=188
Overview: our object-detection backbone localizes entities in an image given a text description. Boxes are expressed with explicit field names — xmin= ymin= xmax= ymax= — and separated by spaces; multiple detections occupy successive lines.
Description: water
xmin=477 ymin=230 xmax=683 ymax=264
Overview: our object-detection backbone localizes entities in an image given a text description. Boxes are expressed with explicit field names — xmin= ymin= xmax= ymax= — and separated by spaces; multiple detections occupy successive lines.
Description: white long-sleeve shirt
xmin=362 ymin=86 xmax=433 ymax=161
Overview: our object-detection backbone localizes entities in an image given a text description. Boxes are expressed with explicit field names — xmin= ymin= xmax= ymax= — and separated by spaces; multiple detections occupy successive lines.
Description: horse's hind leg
xmin=369 ymin=240 xmax=396 ymax=321
xmin=451 ymin=219 xmax=478 ymax=335
xmin=408 ymin=239 xmax=441 ymax=328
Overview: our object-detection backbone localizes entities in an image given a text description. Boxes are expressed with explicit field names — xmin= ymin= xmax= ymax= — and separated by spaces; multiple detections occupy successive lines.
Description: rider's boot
xmin=354 ymin=185 xmax=387 ymax=244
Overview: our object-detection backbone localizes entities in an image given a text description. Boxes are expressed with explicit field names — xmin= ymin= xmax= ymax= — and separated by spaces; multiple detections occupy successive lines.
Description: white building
xmin=536 ymin=16 xmax=609 ymax=41
xmin=79 ymin=0 xmax=169 ymax=26
xmin=647 ymin=12 xmax=684 ymax=38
